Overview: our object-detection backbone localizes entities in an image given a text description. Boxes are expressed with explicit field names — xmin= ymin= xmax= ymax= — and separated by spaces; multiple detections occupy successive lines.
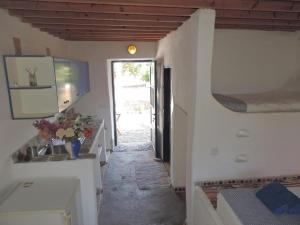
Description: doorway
xmin=111 ymin=61 xmax=155 ymax=148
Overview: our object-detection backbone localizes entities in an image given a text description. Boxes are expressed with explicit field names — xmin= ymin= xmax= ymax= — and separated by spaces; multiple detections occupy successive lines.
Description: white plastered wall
xmin=0 ymin=9 xmax=67 ymax=192
xmin=192 ymin=16 xmax=300 ymax=225
xmin=0 ymin=8 xmax=157 ymax=192
xmin=157 ymin=11 xmax=199 ymax=190
xmin=157 ymin=9 xmax=215 ymax=224
xmin=157 ymin=8 xmax=300 ymax=225
xmin=212 ymin=29 xmax=300 ymax=94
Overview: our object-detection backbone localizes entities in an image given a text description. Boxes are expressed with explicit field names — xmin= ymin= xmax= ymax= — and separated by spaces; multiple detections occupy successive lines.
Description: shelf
xmin=12 ymin=112 xmax=55 ymax=120
xmin=10 ymin=85 xmax=53 ymax=90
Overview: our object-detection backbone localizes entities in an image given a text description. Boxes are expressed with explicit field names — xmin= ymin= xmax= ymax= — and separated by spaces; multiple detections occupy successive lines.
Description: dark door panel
xmin=163 ymin=68 xmax=171 ymax=162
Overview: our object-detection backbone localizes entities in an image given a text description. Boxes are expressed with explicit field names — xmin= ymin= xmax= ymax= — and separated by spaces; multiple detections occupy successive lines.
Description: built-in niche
xmin=211 ymin=30 xmax=300 ymax=113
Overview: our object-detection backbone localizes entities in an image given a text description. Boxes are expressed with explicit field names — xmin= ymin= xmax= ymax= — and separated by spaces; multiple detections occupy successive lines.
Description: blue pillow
xmin=288 ymin=195 xmax=300 ymax=214
xmin=256 ymin=182 xmax=287 ymax=196
xmin=256 ymin=182 xmax=289 ymax=214
xmin=278 ymin=190 xmax=299 ymax=209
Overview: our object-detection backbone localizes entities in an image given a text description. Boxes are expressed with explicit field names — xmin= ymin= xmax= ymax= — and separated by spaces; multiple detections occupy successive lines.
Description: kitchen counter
xmin=12 ymin=119 xmax=104 ymax=163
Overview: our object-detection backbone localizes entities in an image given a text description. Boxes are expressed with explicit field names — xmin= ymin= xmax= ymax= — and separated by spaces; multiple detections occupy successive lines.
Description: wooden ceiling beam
xmin=51 ymin=32 xmax=166 ymax=37
xmin=4 ymin=0 xmax=300 ymax=38
xmin=35 ymin=0 xmax=300 ymax=9
xmin=40 ymin=28 xmax=173 ymax=34
xmin=33 ymin=24 xmax=175 ymax=31
xmin=216 ymin=23 xmax=297 ymax=31
xmin=65 ymin=38 xmax=160 ymax=41
xmin=0 ymin=1 xmax=196 ymax=16
xmin=216 ymin=18 xmax=300 ymax=27
xmin=3 ymin=0 xmax=215 ymax=8
xmin=216 ymin=10 xmax=300 ymax=21
xmin=47 ymin=31 xmax=169 ymax=36
xmin=56 ymin=37 xmax=164 ymax=41
xmin=9 ymin=9 xmax=188 ymax=22
xmin=41 ymin=28 xmax=169 ymax=34
xmin=55 ymin=35 xmax=165 ymax=40
xmin=9 ymin=0 xmax=300 ymax=10
xmin=63 ymin=35 xmax=161 ymax=40
xmin=56 ymin=36 xmax=163 ymax=40
xmin=22 ymin=18 xmax=182 ymax=27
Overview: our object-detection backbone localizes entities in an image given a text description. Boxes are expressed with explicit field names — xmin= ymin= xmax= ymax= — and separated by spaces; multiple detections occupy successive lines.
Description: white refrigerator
xmin=0 ymin=178 xmax=83 ymax=225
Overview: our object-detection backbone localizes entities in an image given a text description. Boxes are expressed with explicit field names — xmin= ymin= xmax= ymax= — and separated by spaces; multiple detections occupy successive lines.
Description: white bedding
xmin=228 ymin=90 xmax=300 ymax=112
xmin=217 ymin=187 xmax=300 ymax=225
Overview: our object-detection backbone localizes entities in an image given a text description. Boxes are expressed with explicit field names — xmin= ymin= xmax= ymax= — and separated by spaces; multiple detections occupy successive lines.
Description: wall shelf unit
xmin=9 ymin=85 xmax=53 ymax=90
xmin=4 ymin=56 xmax=90 ymax=119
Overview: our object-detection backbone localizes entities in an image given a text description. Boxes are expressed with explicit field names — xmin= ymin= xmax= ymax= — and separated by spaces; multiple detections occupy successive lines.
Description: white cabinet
xmin=10 ymin=120 xmax=106 ymax=225
xmin=0 ymin=178 xmax=83 ymax=225
xmin=89 ymin=122 xmax=105 ymax=214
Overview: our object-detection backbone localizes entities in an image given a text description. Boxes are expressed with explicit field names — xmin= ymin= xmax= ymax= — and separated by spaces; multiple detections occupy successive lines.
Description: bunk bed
xmin=213 ymin=90 xmax=300 ymax=113
xmin=194 ymin=175 xmax=300 ymax=225
xmin=218 ymin=187 xmax=300 ymax=225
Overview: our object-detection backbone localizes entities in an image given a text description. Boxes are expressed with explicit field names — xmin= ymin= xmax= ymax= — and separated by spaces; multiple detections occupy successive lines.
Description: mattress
xmin=217 ymin=187 xmax=300 ymax=225
xmin=213 ymin=91 xmax=300 ymax=113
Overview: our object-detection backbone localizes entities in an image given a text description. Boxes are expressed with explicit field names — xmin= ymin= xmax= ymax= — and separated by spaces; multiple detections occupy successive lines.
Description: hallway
xmin=98 ymin=144 xmax=186 ymax=225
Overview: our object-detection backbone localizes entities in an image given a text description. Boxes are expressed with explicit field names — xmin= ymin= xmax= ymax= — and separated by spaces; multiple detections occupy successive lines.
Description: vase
xmin=65 ymin=142 xmax=73 ymax=159
xmin=71 ymin=139 xmax=81 ymax=159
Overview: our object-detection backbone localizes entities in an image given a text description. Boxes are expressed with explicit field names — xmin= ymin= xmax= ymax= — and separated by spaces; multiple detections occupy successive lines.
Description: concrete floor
xmin=98 ymin=148 xmax=186 ymax=225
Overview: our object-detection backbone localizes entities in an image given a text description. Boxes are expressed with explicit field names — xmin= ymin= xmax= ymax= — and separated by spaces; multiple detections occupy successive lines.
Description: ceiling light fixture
xmin=127 ymin=44 xmax=137 ymax=55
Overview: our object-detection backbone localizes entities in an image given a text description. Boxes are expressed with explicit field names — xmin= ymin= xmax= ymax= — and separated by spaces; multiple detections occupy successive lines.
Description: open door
xmin=152 ymin=62 xmax=171 ymax=162
xmin=162 ymin=68 xmax=171 ymax=162
xmin=150 ymin=61 xmax=159 ymax=157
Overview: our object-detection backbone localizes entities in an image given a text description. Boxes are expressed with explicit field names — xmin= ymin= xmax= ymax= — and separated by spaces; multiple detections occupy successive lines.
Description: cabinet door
xmin=70 ymin=60 xmax=90 ymax=99
xmin=77 ymin=61 xmax=90 ymax=97
xmin=70 ymin=61 xmax=81 ymax=101
xmin=54 ymin=59 xmax=74 ymax=112
xmin=55 ymin=59 xmax=90 ymax=112
xmin=5 ymin=56 xmax=55 ymax=88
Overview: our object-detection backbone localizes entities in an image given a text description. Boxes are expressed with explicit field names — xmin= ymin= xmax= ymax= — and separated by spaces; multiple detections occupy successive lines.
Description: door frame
xmin=111 ymin=60 xmax=156 ymax=147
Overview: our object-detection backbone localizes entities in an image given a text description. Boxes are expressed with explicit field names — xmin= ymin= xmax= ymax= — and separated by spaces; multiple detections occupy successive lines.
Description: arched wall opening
xmin=211 ymin=29 xmax=300 ymax=113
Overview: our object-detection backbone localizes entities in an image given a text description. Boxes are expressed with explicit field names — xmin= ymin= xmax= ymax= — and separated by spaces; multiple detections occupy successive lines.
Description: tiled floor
xmin=98 ymin=144 xmax=186 ymax=225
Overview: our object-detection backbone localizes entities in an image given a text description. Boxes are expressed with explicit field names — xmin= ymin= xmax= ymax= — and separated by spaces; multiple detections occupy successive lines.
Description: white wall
xmin=212 ymin=29 xmax=300 ymax=94
xmin=0 ymin=9 xmax=67 ymax=191
xmin=194 ymin=28 xmax=300 ymax=181
xmin=192 ymin=19 xmax=300 ymax=225
xmin=156 ymin=10 xmax=200 ymax=186
xmin=0 ymin=8 xmax=157 ymax=193
xmin=65 ymin=41 xmax=157 ymax=149
xmin=157 ymin=8 xmax=300 ymax=225
xmin=157 ymin=10 xmax=206 ymax=224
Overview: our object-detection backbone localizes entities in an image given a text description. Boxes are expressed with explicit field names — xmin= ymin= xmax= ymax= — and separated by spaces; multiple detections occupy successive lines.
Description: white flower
xmin=56 ymin=128 xmax=65 ymax=139
xmin=65 ymin=128 xmax=75 ymax=138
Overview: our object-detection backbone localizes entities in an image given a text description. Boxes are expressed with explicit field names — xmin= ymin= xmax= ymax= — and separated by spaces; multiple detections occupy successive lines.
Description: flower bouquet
xmin=33 ymin=113 xmax=93 ymax=159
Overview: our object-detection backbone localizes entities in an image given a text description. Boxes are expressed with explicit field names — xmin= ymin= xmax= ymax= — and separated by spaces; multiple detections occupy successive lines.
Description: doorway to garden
xmin=111 ymin=61 xmax=155 ymax=149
